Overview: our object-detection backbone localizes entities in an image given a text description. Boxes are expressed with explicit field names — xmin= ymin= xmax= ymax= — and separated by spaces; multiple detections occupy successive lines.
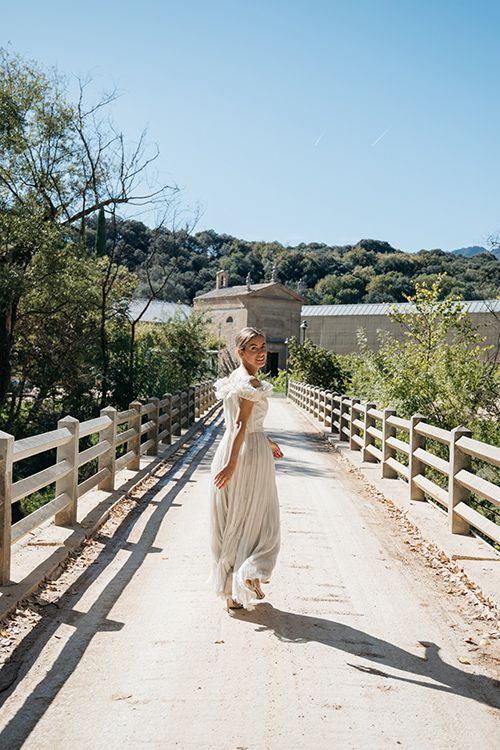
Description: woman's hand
xmin=213 ymin=461 xmax=236 ymax=489
xmin=268 ymin=439 xmax=284 ymax=459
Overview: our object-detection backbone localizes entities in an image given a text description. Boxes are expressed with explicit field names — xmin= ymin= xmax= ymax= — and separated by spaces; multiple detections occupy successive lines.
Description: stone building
xmin=193 ymin=270 xmax=305 ymax=374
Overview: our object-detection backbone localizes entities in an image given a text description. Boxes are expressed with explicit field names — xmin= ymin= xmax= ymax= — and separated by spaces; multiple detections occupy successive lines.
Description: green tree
xmin=287 ymin=336 xmax=344 ymax=391
xmin=107 ymin=311 xmax=211 ymax=406
xmin=314 ymin=273 xmax=365 ymax=304
xmin=346 ymin=276 xmax=499 ymax=429
xmin=0 ymin=48 xmax=175 ymax=409
xmin=365 ymin=272 xmax=413 ymax=303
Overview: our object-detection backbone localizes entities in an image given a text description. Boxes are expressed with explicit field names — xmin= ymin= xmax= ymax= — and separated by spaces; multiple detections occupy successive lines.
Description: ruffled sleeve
xmin=214 ymin=375 xmax=234 ymax=401
xmin=214 ymin=372 xmax=273 ymax=402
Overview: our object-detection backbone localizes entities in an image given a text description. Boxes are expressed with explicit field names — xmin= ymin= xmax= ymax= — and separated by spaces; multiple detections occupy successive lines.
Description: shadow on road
xmin=0 ymin=424 xmax=216 ymax=750
xmin=232 ymin=603 xmax=500 ymax=710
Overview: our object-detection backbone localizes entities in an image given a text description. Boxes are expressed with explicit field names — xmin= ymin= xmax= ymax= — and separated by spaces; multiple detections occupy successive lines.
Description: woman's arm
xmin=213 ymin=397 xmax=254 ymax=488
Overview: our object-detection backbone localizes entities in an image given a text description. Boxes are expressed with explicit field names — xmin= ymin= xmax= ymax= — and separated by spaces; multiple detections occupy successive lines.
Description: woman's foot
xmin=226 ymin=597 xmax=243 ymax=610
xmin=246 ymin=578 xmax=265 ymax=599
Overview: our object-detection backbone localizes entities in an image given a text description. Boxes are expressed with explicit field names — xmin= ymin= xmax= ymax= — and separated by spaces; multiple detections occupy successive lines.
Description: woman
xmin=208 ymin=327 xmax=284 ymax=611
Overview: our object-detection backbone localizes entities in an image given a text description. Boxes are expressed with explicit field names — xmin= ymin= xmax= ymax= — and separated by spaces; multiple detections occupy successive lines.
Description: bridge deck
xmin=0 ymin=397 xmax=498 ymax=749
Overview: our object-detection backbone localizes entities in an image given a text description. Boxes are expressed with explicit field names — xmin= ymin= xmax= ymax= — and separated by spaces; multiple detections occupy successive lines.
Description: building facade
xmin=193 ymin=271 xmax=305 ymax=374
xmin=300 ymin=300 xmax=500 ymax=361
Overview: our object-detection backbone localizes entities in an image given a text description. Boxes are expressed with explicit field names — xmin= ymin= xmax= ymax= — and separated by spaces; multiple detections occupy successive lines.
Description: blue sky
xmin=3 ymin=0 xmax=499 ymax=251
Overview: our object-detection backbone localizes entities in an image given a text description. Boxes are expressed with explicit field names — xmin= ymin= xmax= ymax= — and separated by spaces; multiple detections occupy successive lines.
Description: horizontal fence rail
xmin=288 ymin=380 xmax=500 ymax=548
xmin=0 ymin=380 xmax=217 ymax=584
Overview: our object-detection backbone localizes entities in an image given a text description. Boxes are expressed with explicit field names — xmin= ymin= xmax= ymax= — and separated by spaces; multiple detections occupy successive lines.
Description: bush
xmin=341 ymin=277 xmax=499 ymax=431
xmin=287 ymin=336 xmax=345 ymax=391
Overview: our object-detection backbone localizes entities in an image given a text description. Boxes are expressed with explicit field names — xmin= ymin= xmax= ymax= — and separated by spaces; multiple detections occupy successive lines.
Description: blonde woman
xmin=208 ymin=327 xmax=283 ymax=610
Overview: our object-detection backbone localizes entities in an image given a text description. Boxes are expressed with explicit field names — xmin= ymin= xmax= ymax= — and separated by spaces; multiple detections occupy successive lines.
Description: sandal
xmin=245 ymin=578 xmax=265 ymax=599
xmin=226 ymin=597 xmax=243 ymax=609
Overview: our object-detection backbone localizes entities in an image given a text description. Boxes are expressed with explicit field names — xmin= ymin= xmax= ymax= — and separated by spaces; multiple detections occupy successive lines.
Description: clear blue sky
xmin=3 ymin=0 xmax=499 ymax=252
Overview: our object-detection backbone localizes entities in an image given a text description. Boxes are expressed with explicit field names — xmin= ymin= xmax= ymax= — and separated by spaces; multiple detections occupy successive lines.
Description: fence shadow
xmin=0 ymin=425 xmax=216 ymax=750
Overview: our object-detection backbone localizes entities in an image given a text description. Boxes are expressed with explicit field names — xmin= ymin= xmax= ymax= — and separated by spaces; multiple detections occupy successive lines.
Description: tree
xmin=287 ymin=336 xmax=344 ymax=391
xmin=365 ymin=272 xmax=413 ymax=303
xmin=0 ymin=48 xmax=177 ymax=408
xmin=106 ymin=310 xmax=211 ymax=407
xmin=314 ymin=273 xmax=365 ymax=304
xmin=346 ymin=276 xmax=499 ymax=429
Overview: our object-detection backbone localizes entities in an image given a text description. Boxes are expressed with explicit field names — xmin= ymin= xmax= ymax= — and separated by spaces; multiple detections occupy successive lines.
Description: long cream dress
xmin=208 ymin=366 xmax=281 ymax=609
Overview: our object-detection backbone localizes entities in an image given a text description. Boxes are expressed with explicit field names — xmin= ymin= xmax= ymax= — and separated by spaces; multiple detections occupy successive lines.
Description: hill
xmin=451 ymin=245 xmax=500 ymax=260
xmin=85 ymin=219 xmax=500 ymax=305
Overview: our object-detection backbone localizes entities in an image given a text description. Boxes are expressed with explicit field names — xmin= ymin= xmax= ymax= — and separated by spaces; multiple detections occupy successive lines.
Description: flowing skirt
xmin=208 ymin=429 xmax=281 ymax=609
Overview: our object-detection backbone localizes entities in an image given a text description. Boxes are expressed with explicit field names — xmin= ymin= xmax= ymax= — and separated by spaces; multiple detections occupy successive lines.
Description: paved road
xmin=0 ymin=397 xmax=498 ymax=749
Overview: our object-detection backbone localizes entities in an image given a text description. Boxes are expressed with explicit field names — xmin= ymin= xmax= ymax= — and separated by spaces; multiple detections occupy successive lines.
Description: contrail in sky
xmin=314 ymin=130 xmax=326 ymax=147
xmin=371 ymin=126 xmax=391 ymax=147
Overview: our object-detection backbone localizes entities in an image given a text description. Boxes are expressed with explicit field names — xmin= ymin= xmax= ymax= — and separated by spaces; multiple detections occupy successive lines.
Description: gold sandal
xmin=226 ymin=597 xmax=243 ymax=609
xmin=245 ymin=578 xmax=265 ymax=599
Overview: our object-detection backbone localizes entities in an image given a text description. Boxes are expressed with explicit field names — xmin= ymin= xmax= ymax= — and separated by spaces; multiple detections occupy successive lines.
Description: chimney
xmin=216 ymin=270 xmax=229 ymax=290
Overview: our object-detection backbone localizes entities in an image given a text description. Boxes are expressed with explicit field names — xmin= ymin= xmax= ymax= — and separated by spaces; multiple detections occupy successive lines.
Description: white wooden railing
xmin=0 ymin=381 xmax=216 ymax=584
xmin=288 ymin=380 xmax=500 ymax=547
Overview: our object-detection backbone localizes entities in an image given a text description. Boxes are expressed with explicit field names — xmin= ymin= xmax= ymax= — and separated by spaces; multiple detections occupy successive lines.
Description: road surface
xmin=0 ymin=396 xmax=498 ymax=749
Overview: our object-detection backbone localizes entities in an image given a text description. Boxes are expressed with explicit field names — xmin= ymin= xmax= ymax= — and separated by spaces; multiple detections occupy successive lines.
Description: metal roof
xmin=301 ymin=300 xmax=500 ymax=316
xmin=127 ymin=299 xmax=191 ymax=323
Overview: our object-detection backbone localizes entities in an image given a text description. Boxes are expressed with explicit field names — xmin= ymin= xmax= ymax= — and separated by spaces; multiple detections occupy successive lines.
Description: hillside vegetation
xmin=88 ymin=220 xmax=500 ymax=304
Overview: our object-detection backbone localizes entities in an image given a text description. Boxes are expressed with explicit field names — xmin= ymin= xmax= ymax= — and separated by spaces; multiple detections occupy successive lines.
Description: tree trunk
xmin=0 ymin=305 xmax=14 ymax=412
xmin=128 ymin=320 xmax=137 ymax=403
xmin=99 ymin=293 xmax=108 ymax=408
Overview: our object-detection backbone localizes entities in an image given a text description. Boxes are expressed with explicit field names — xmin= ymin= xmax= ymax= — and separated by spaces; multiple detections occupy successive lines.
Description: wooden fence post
xmin=98 ymin=407 xmax=117 ymax=491
xmin=330 ymin=395 xmax=340 ymax=436
xmin=188 ymin=386 xmax=196 ymax=425
xmin=172 ymin=393 xmax=182 ymax=436
xmin=0 ymin=431 xmax=14 ymax=585
xmin=194 ymin=384 xmax=200 ymax=419
xmin=319 ymin=389 xmax=326 ymax=423
xmin=180 ymin=390 xmax=187 ymax=433
xmin=54 ymin=416 xmax=79 ymax=527
xmin=382 ymin=408 xmax=398 ymax=478
xmin=362 ymin=402 xmax=377 ymax=462
xmin=128 ymin=401 xmax=142 ymax=470
xmin=409 ymin=414 xmax=426 ymax=501
xmin=339 ymin=397 xmax=348 ymax=442
xmin=148 ymin=397 xmax=160 ymax=456
xmin=448 ymin=426 xmax=472 ymax=535
xmin=324 ymin=390 xmax=332 ymax=431
xmin=315 ymin=387 xmax=321 ymax=420
xmin=349 ymin=398 xmax=360 ymax=450
xmin=162 ymin=393 xmax=172 ymax=445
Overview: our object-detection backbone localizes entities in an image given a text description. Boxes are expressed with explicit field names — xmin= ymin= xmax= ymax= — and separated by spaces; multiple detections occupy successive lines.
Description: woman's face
xmin=239 ymin=335 xmax=267 ymax=371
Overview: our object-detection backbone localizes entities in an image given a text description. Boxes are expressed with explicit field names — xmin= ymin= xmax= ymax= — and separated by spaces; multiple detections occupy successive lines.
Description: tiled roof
xmin=194 ymin=282 xmax=276 ymax=299
xmin=194 ymin=281 xmax=304 ymax=302
xmin=301 ymin=300 xmax=500 ymax=316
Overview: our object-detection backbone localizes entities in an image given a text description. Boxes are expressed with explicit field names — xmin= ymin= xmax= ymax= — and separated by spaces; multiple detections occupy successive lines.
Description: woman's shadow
xmin=232 ymin=603 xmax=500 ymax=710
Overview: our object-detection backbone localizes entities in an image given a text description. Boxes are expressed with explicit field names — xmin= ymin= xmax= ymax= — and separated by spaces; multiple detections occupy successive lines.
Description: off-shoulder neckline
xmin=233 ymin=365 xmax=257 ymax=379
xmin=232 ymin=366 xmax=265 ymax=386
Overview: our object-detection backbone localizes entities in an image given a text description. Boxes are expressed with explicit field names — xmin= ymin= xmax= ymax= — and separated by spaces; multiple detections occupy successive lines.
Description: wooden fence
xmin=288 ymin=380 xmax=500 ymax=547
xmin=0 ymin=381 xmax=216 ymax=584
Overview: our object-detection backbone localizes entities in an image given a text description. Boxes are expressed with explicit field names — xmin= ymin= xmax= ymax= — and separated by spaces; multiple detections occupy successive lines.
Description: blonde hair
xmin=235 ymin=327 xmax=266 ymax=359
